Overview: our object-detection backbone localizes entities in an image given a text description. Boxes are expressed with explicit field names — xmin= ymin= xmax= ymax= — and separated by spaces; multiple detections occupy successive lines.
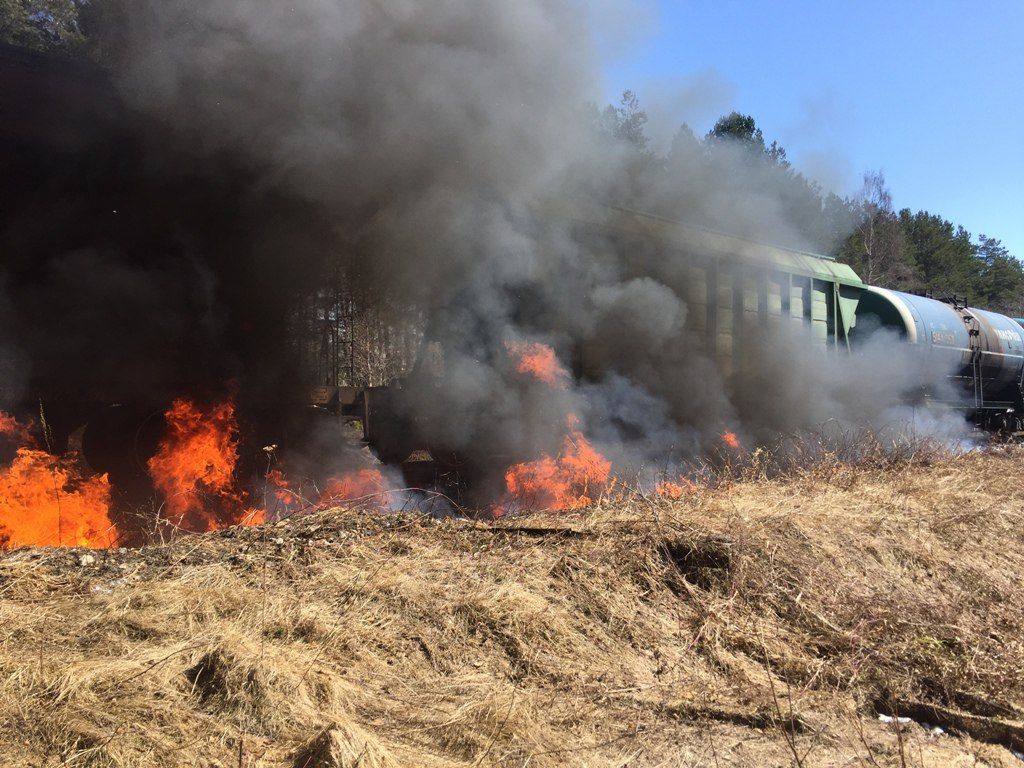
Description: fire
xmin=722 ymin=431 xmax=741 ymax=450
xmin=0 ymin=412 xmax=117 ymax=549
xmin=323 ymin=468 xmax=387 ymax=502
xmin=655 ymin=478 xmax=697 ymax=499
xmin=2 ymin=396 xmax=399 ymax=550
xmin=0 ymin=411 xmax=33 ymax=447
xmin=266 ymin=468 xmax=292 ymax=504
xmin=238 ymin=506 xmax=267 ymax=527
xmin=499 ymin=342 xmax=614 ymax=512
xmin=147 ymin=398 xmax=251 ymax=532
xmin=502 ymin=415 xmax=611 ymax=512
xmin=505 ymin=340 xmax=569 ymax=388
xmin=146 ymin=398 xmax=397 ymax=528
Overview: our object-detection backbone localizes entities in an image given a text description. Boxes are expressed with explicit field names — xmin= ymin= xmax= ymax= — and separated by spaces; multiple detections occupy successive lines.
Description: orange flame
xmin=655 ymin=478 xmax=697 ymax=499
xmin=0 ymin=412 xmax=117 ymax=549
xmin=505 ymin=341 xmax=569 ymax=388
xmin=265 ymin=468 xmax=292 ymax=504
xmin=0 ymin=411 xmax=33 ymax=446
xmin=502 ymin=415 xmax=611 ymax=512
xmin=0 ymin=398 xmax=311 ymax=550
xmin=323 ymin=468 xmax=387 ymax=502
xmin=147 ymin=398 xmax=253 ymax=532
xmin=722 ymin=431 xmax=741 ymax=450
xmin=237 ymin=506 xmax=267 ymax=527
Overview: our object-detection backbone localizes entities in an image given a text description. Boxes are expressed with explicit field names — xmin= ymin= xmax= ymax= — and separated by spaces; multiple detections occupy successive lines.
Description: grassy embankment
xmin=1 ymin=447 xmax=1023 ymax=766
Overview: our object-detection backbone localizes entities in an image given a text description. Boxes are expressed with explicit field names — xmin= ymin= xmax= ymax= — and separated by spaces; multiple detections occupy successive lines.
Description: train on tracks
xmin=2 ymin=42 xmax=1022 ymax=498
xmin=561 ymin=200 xmax=1024 ymax=432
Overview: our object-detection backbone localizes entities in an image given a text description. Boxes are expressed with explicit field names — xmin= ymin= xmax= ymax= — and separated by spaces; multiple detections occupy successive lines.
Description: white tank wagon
xmin=559 ymin=201 xmax=1024 ymax=431
xmin=853 ymin=289 xmax=1024 ymax=429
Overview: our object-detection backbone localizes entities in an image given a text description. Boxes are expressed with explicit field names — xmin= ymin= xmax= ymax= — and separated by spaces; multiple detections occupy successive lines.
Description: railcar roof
xmin=557 ymin=198 xmax=865 ymax=287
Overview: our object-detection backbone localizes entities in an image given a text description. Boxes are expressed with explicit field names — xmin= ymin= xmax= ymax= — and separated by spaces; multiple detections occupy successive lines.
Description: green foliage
xmin=660 ymin=109 xmax=845 ymax=251
xmin=600 ymin=90 xmax=651 ymax=150
xmin=899 ymin=210 xmax=978 ymax=295
xmin=834 ymin=172 xmax=912 ymax=286
xmin=708 ymin=112 xmax=763 ymax=145
xmin=708 ymin=111 xmax=788 ymax=167
xmin=975 ymin=235 xmax=1024 ymax=315
xmin=594 ymin=94 xmax=1023 ymax=313
xmin=836 ymin=198 xmax=1024 ymax=315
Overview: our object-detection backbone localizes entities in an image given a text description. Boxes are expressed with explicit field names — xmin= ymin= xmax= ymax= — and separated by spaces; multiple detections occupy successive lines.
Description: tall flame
xmin=499 ymin=342 xmax=609 ymax=512
xmin=505 ymin=341 xmax=569 ymax=388
xmin=1 ymin=396 xmax=401 ymax=550
xmin=501 ymin=415 xmax=611 ymax=512
xmin=722 ymin=431 xmax=741 ymax=450
xmin=0 ymin=412 xmax=117 ymax=548
xmin=147 ymin=398 xmax=254 ymax=532
xmin=144 ymin=399 xmax=398 ymax=525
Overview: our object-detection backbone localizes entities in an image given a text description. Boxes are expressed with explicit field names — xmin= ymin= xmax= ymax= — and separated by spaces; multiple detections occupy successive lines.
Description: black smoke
xmin=0 ymin=1 xmax=967 ymax=501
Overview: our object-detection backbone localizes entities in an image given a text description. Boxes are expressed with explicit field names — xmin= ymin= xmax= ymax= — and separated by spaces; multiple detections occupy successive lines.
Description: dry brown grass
xmin=2 ymin=446 xmax=1024 ymax=766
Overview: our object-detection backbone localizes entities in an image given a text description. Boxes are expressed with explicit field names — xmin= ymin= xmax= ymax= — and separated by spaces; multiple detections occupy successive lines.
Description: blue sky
xmin=602 ymin=0 xmax=1024 ymax=258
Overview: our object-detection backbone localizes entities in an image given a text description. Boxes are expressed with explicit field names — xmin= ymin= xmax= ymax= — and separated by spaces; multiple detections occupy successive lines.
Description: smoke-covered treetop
xmin=594 ymin=92 xmax=1023 ymax=314
xmin=2 ymin=0 xmax=1020 ymax=317
xmin=0 ymin=0 xmax=1017 ymax=480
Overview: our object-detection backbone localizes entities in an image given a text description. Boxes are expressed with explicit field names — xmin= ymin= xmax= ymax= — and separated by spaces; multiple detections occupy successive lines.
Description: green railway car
xmin=560 ymin=200 xmax=1023 ymax=426
xmin=560 ymin=200 xmax=866 ymax=378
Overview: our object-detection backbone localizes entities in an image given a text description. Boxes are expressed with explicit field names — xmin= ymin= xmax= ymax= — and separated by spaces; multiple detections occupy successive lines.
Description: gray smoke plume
xmin=1 ymin=0 xmax=974 ymax=501
xmin=108 ymin=0 xmax=976 ymax=467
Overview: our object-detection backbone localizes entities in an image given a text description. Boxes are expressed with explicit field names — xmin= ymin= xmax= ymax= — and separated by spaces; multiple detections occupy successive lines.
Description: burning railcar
xmin=562 ymin=201 xmax=1024 ymax=430
xmin=2 ymin=39 xmax=1023 ymax=549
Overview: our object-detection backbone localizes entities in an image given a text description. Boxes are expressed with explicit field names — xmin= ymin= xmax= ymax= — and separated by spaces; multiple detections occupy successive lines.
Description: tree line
xmin=3 ymin=3 xmax=1020 ymax=315
xmin=596 ymin=92 xmax=1024 ymax=316
xmin=3 ymin=1 xmax=1022 ymax=390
